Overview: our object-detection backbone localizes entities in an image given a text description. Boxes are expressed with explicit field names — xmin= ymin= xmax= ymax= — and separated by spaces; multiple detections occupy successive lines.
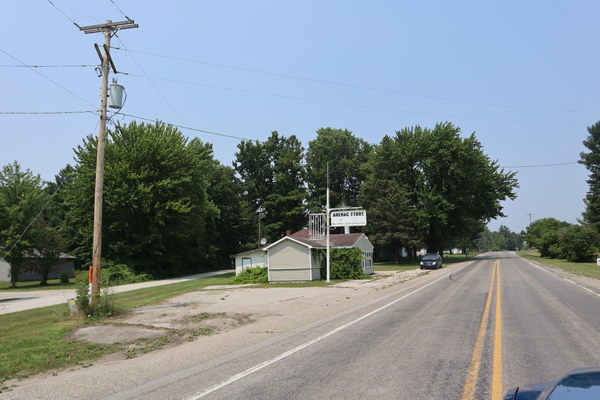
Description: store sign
xmin=330 ymin=209 xmax=367 ymax=227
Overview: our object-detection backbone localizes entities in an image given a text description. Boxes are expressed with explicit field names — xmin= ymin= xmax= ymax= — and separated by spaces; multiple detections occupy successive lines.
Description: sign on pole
xmin=330 ymin=209 xmax=367 ymax=227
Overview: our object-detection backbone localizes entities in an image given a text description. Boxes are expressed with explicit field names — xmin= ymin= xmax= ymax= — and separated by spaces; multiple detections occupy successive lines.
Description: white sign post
xmin=330 ymin=209 xmax=367 ymax=227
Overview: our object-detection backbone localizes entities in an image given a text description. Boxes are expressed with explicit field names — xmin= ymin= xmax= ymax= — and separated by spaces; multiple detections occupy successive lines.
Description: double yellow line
xmin=461 ymin=259 xmax=503 ymax=400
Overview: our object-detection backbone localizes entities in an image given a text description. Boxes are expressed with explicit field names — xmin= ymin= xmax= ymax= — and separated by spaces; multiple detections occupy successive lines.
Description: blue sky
xmin=1 ymin=1 xmax=598 ymax=233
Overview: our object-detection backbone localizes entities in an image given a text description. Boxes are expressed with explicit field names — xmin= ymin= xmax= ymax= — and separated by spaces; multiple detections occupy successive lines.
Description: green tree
xmin=361 ymin=123 xmax=517 ymax=254
xmin=64 ymin=121 xmax=221 ymax=277
xmin=525 ymin=218 xmax=571 ymax=258
xmin=27 ymin=218 xmax=67 ymax=285
xmin=43 ymin=164 xmax=76 ymax=230
xmin=558 ymin=224 xmax=599 ymax=262
xmin=234 ymin=132 xmax=306 ymax=242
xmin=0 ymin=162 xmax=47 ymax=287
xmin=306 ymin=127 xmax=372 ymax=209
xmin=580 ymin=121 xmax=600 ymax=232
xmin=360 ymin=136 xmax=426 ymax=261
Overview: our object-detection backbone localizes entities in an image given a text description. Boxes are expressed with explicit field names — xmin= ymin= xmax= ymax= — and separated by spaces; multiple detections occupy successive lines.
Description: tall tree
xmin=0 ymin=162 xmax=47 ymax=287
xmin=27 ymin=218 xmax=66 ymax=285
xmin=580 ymin=121 xmax=600 ymax=232
xmin=361 ymin=123 xmax=518 ymax=254
xmin=234 ymin=132 xmax=306 ymax=242
xmin=64 ymin=121 xmax=222 ymax=277
xmin=360 ymin=136 xmax=426 ymax=261
xmin=306 ymin=127 xmax=372 ymax=209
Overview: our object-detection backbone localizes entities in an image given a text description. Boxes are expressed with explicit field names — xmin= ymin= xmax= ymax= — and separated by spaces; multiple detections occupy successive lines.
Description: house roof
xmin=24 ymin=250 xmax=76 ymax=259
xmin=262 ymin=229 xmax=367 ymax=250
xmin=231 ymin=245 xmax=268 ymax=257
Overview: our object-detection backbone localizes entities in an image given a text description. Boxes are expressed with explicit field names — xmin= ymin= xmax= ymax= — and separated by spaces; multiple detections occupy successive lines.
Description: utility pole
xmin=326 ymin=163 xmax=330 ymax=282
xmin=526 ymin=213 xmax=534 ymax=224
xmin=80 ymin=19 xmax=138 ymax=303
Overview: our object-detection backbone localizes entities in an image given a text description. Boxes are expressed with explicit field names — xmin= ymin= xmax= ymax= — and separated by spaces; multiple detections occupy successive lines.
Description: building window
xmin=242 ymin=257 xmax=252 ymax=270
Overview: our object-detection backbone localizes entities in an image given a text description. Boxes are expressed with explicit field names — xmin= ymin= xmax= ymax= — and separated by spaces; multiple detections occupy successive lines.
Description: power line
xmin=114 ymin=34 xmax=184 ymax=123
xmin=0 ymin=110 xmax=97 ymax=115
xmin=501 ymin=161 xmax=580 ymax=168
xmin=0 ymin=49 xmax=96 ymax=108
xmin=106 ymin=0 xmax=131 ymax=20
xmin=46 ymin=0 xmax=81 ymax=28
xmin=0 ymin=64 xmax=97 ymax=68
xmin=0 ymin=119 xmax=99 ymax=263
xmin=118 ymin=112 xmax=252 ymax=141
xmin=122 ymin=72 xmax=590 ymax=125
xmin=111 ymin=47 xmax=597 ymax=115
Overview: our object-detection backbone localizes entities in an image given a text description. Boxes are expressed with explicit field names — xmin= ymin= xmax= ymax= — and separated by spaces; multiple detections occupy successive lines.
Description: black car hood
xmin=506 ymin=367 xmax=600 ymax=400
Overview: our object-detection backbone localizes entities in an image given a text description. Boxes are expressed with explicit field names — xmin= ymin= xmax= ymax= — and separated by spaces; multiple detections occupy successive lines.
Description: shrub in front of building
xmin=330 ymin=248 xmax=364 ymax=279
xmin=230 ymin=266 xmax=268 ymax=284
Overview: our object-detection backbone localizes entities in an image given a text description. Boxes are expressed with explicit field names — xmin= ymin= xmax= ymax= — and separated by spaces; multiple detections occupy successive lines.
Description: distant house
xmin=0 ymin=252 xmax=76 ymax=282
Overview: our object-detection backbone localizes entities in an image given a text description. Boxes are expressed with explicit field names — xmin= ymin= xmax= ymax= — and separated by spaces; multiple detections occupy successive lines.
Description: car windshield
xmin=422 ymin=255 xmax=438 ymax=261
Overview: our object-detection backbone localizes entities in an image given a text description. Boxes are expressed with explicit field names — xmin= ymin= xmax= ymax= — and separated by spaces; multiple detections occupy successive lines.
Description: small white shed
xmin=232 ymin=247 xmax=267 ymax=275
xmin=263 ymin=229 xmax=375 ymax=282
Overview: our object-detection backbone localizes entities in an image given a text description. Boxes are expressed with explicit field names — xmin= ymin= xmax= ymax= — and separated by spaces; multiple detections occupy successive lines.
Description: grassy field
xmin=517 ymin=250 xmax=600 ymax=280
xmin=0 ymin=278 xmax=77 ymax=292
xmin=374 ymin=253 xmax=479 ymax=271
xmin=0 ymin=272 xmax=234 ymax=384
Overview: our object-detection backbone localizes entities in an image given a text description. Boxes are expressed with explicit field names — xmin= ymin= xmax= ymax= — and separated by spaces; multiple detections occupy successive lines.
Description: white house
xmin=0 ymin=252 xmax=76 ymax=282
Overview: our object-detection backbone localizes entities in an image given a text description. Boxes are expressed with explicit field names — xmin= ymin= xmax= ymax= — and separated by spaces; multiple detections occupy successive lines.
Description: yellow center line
xmin=461 ymin=260 xmax=497 ymax=400
xmin=491 ymin=259 xmax=503 ymax=399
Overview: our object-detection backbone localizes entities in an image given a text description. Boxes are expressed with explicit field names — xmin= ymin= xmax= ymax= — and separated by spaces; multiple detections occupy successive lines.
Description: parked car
xmin=505 ymin=367 xmax=600 ymax=399
xmin=419 ymin=254 xmax=442 ymax=269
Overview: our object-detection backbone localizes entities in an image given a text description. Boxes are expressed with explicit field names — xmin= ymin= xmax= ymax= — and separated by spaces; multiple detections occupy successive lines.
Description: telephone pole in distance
xmin=79 ymin=19 xmax=138 ymax=303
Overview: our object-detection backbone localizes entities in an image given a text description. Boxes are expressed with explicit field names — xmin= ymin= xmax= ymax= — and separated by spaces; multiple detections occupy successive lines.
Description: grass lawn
xmin=0 ymin=278 xmax=77 ymax=292
xmin=517 ymin=249 xmax=600 ymax=280
xmin=0 ymin=272 xmax=234 ymax=384
xmin=374 ymin=253 xmax=479 ymax=271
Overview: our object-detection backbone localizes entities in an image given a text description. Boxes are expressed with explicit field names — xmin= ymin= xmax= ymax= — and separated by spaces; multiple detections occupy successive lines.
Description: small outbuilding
xmin=263 ymin=229 xmax=374 ymax=282
xmin=232 ymin=246 xmax=268 ymax=275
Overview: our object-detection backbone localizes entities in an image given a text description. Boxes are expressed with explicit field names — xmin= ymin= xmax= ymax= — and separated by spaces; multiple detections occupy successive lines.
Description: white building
xmin=232 ymin=229 xmax=374 ymax=282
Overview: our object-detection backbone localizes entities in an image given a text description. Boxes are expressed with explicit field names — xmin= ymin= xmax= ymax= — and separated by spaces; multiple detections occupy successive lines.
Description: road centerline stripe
xmin=461 ymin=260 xmax=497 ymax=400
xmin=491 ymin=259 xmax=503 ymax=399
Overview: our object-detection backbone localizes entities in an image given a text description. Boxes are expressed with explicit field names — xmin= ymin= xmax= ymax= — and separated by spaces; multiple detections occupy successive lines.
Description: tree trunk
xmin=40 ymin=268 xmax=49 ymax=286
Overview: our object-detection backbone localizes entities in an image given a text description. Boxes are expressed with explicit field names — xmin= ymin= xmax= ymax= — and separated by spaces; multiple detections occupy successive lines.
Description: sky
xmin=1 ymin=0 xmax=599 ymax=233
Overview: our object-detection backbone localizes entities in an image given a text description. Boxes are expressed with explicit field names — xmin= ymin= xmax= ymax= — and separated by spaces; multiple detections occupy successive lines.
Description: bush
xmin=558 ymin=225 xmax=599 ymax=262
xmin=59 ymin=271 xmax=69 ymax=283
xmin=526 ymin=218 xmax=572 ymax=258
xmin=230 ymin=267 xmax=268 ymax=284
xmin=100 ymin=263 xmax=149 ymax=286
xmin=74 ymin=272 xmax=122 ymax=319
xmin=330 ymin=248 xmax=365 ymax=279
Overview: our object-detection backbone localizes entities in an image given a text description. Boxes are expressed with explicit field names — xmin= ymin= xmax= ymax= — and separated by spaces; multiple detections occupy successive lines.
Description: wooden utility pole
xmin=80 ymin=19 xmax=138 ymax=303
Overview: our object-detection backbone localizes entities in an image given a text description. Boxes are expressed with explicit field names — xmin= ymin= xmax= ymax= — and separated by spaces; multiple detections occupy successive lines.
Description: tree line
xmin=520 ymin=121 xmax=600 ymax=263
xmin=474 ymin=225 xmax=523 ymax=252
xmin=0 ymin=120 xmax=517 ymax=284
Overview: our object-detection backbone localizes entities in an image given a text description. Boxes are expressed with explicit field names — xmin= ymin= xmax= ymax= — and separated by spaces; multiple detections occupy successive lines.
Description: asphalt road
xmin=4 ymin=253 xmax=600 ymax=400
xmin=138 ymin=252 xmax=600 ymax=400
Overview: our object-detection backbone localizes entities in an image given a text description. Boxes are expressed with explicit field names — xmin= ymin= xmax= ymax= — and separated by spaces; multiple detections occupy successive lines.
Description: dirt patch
xmin=74 ymin=325 xmax=168 ymax=344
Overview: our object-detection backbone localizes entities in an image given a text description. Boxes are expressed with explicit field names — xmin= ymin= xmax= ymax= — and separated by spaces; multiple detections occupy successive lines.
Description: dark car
xmin=505 ymin=367 xmax=600 ymax=399
xmin=419 ymin=254 xmax=442 ymax=269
